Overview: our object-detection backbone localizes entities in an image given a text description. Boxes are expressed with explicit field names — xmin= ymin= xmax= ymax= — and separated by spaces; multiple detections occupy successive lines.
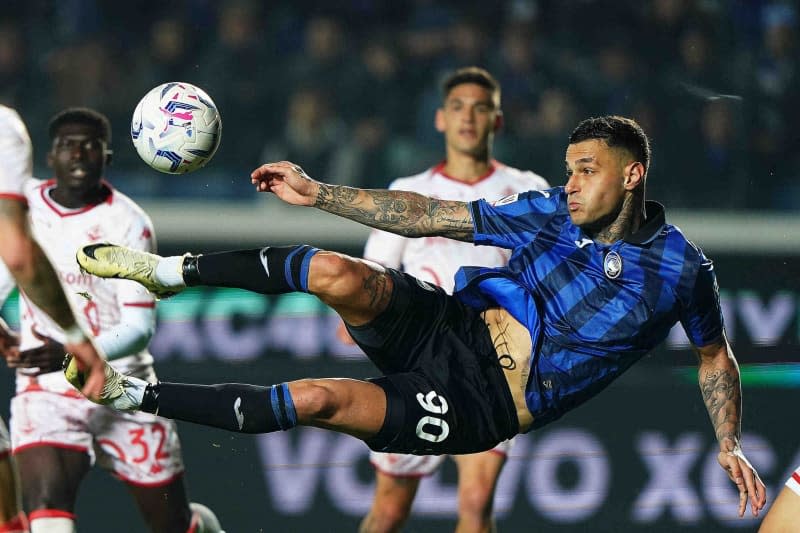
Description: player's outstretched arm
xmin=251 ymin=161 xmax=475 ymax=241
xmin=695 ymin=337 xmax=766 ymax=518
xmin=0 ymin=199 xmax=105 ymax=399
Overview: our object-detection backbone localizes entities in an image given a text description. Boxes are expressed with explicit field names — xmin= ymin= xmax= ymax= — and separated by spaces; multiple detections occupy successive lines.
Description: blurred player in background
xmin=0 ymin=108 xmax=221 ymax=533
xmin=0 ymin=104 xmax=106 ymax=533
xmin=72 ymin=115 xmax=766 ymax=519
xmin=347 ymin=67 xmax=549 ymax=533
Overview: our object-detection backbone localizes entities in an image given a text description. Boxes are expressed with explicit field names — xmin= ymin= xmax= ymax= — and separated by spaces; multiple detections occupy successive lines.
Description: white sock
xmin=113 ymin=374 xmax=148 ymax=410
xmin=154 ymin=256 xmax=186 ymax=287
xmin=30 ymin=515 xmax=75 ymax=533
xmin=189 ymin=502 xmax=223 ymax=533
xmin=127 ymin=375 xmax=148 ymax=404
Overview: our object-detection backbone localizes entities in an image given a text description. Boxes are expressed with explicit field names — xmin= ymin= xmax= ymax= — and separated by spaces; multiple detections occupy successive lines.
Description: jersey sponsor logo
xmin=491 ymin=193 xmax=519 ymax=206
xmin=604 ymin=251 xmax=623 ymax=279
xmin=575 ymin=238 xmax=593 ymax=249
xmin=234 ymin=396 xmax=245 ymax=430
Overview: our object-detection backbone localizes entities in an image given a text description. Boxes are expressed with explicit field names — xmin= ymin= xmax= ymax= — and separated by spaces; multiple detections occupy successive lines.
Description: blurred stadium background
xmin=2 ymin=0 xmax=800 ymax=531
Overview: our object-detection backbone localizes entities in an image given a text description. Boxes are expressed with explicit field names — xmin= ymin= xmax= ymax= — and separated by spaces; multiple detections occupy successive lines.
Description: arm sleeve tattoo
xmin=698 ymin=353 xmax=742 ymax=452
xmin=314 ymin=183 xmax=474 ymax=241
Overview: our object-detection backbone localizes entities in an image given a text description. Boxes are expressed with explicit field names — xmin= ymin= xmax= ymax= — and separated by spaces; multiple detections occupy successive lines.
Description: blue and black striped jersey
xmin=454 ymin=187 xmax=724 ymax=429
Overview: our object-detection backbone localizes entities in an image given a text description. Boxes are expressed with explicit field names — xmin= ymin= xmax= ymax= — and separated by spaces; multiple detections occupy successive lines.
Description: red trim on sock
xmin=28 ymin=509 xmax=75 ymax=521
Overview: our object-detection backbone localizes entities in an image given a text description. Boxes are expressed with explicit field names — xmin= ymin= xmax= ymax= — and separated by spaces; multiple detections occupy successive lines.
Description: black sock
xmin=182 ymin=246 xmax=319 ymax=294
xmin=140 ymin=382 xmax=298 ymax=434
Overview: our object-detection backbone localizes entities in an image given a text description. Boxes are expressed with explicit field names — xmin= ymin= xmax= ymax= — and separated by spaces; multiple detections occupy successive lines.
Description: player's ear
xmin=494 ymin=110 xmax=504 ymax=132
xmin=104 ymin=149 xmax=113 ymax=166
xmin=623 ymin=161 xmax=645 ymax=190
xmin=46 ymin=150 xmax=54 ymax=169
xmin=435 ymin=108 xmax=446 ymax=133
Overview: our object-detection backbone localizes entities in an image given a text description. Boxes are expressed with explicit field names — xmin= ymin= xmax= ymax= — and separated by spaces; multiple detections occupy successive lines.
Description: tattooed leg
xmin=307 ymin=251 xmax=394 ymax=326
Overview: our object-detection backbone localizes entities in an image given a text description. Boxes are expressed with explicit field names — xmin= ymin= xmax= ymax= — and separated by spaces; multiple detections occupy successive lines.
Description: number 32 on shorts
xmin=415 ymin=391 xmax=450 ymax=443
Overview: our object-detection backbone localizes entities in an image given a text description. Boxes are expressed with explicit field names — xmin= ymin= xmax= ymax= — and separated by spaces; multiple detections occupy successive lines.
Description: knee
xmin=309 ymin=253 xmax=385 ymax=305
xmin=309 ymin=252 xmax=357 ymax=289
xmin=361 ymin=501 xmax=410 ymax=533
xmin=458 ymin=483 xmax=495 ymax=521
xmin=291 ymin=380 xmax=339 ymax=421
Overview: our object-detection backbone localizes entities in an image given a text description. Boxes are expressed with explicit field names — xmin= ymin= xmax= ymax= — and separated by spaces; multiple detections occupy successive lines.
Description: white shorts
xmin=370 ymin=438 xmax=514 ymax=478
xmin=10 ymin=374 xmax=185 ymax=486
xmin=0 ymin=418 xmax=10 ymax=458
xmin=785 ymin=466 xmax=800 ymax=496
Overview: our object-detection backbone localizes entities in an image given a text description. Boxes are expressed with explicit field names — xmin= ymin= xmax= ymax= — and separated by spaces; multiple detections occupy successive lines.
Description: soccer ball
xmin=131 ymin=82 xmax=222 ymax=174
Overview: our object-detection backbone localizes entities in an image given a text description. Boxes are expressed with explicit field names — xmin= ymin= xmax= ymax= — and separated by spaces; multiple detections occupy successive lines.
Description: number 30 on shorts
xmin=415 ymin=391 xmax=450 ymax=443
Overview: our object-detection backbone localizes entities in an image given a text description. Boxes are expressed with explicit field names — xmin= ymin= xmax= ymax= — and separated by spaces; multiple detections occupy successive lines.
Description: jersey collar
xmin=40 ymin=179 xmax=114 ymax=217
xmin=624 ymin=201 xmax=666 ymax=245
xmin=431 ymin=160 xmax=500 ymax=185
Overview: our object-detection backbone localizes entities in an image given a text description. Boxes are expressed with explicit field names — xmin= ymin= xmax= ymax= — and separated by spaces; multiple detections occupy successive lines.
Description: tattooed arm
xmin=696 ymin=335 xmax=766 ymax=517
xmin=315 ymin=183 xmax=473 ymax=241
xmin=250 ymin=161 xmax=475 ymax=241
xmin=697 ymin=337 xmax=741 ymax=451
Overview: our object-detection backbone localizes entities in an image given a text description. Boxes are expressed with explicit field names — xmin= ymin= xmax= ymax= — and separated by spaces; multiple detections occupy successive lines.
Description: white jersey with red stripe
xmin=0 ymin=105 xmax=33 ymax=201
xmin=5 ymin=178 xmax=157 ymax=390
xmin=367 ymin=161 xmax=549 ymax=477
xmin=785 ymin=466 xmax=800 ymax=496
xmin=1 ymin=179 xmax=186 ymax=485
xmin=363 ymin=161 xmax=549 ymax=292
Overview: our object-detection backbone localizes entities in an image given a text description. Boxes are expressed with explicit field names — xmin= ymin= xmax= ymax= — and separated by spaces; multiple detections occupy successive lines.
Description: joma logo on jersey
xmin=491 ymin=193 xmax=518 ymax=206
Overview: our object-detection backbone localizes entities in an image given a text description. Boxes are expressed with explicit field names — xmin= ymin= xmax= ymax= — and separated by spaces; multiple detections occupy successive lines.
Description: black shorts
xmin=346 ymin=269 xmax=519 ymax=455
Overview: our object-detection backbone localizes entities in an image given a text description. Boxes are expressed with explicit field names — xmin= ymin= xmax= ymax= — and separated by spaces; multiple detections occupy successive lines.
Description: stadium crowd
xmin=0 ymin=0 xmax=797 ymax=209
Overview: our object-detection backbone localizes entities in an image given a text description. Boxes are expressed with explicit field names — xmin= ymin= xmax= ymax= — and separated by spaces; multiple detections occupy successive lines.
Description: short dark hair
xmin=569 ymin=116 xmax=650 ymax=173
xmin=48 ymin=107 xmax=111 ymax=145
xmin=441 ymin=66 xmax=501 ymax=106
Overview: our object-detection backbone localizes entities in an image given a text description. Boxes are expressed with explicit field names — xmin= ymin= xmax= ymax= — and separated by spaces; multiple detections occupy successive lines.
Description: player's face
xmin=436 ymin=83 xmax=500 ymax=157
xmin=564 ymin=139 xmax=632 ymax=230
xmin=49 ymin=123 xmax=108 ymax=193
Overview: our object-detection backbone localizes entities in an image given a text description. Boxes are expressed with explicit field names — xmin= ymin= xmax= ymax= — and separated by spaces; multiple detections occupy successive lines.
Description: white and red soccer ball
xmin=131 ymin=82 xmax=222 ymax=174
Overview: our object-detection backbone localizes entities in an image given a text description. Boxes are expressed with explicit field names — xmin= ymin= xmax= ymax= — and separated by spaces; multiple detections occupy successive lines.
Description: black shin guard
xmin=141 ymin=382 xmax=297 ymax=434
xmin=183 ymin=246 xmax=319 ymax=294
